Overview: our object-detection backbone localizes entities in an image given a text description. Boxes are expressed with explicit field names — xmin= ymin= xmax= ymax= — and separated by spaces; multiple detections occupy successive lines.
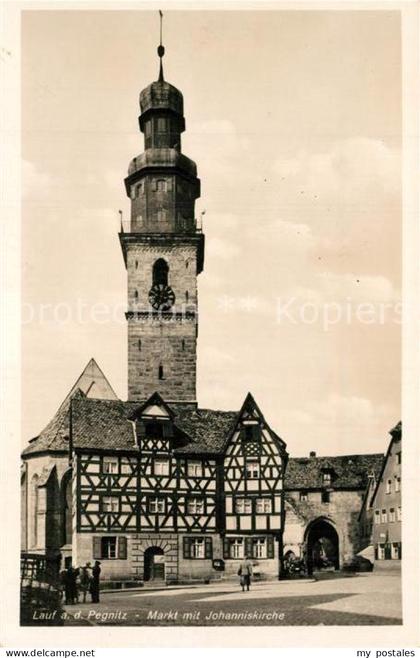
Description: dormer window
xmin=145 ymin=421 xmax=163 ymax=439
xmin=322 ymin=472 xmax=332 ymax=486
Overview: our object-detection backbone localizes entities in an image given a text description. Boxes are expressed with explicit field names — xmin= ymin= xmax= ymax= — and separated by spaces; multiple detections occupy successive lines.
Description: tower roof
xmin=139 ymin=79 xmax=184 ymax=117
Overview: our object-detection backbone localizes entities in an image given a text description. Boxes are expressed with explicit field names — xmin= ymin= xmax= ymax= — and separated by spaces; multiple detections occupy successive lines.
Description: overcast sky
xmin=22 ymin=9 xmax=401 ymax=456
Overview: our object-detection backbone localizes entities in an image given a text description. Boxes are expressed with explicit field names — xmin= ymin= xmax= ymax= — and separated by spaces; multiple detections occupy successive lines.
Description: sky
xmin=22 ymin=9 xmax=401 ymax=456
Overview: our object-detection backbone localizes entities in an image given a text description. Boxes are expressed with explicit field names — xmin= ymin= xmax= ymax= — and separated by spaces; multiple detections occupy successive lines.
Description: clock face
xmin=148 ymin=283 xmax=176 ymax=311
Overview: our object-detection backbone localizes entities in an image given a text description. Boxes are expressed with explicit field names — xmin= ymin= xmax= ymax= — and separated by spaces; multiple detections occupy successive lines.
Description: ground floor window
xmin=229 ymin=538 xmax=244 ymax=559
xmin=183 ymin=536 xmax=212 ymax=559
xmin=253 ymin=537 xmax=267 ymax=558
xmin=378 ymin=544 xmax=385 ymax=560
xmin=224 ymin=536 xmax=275 ymax=560
xmin=93 ymin=536 xmax=127 ymax=560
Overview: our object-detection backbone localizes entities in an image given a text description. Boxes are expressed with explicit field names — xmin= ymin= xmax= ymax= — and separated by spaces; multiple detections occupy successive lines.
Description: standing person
xmin=59 ymin=568 xmax=67 ymax=603
xmin=73 ymin=567 xmax=80 ymax=603
xmin=64 ymin=566 xmax=75 ymax=605
xmin=90 ymin=560 xmax=101 ymax=603
xmin=79 ymin=564 xmax=92 ymax=604
xmin=238 ymin=555 xmax=253 ymax=592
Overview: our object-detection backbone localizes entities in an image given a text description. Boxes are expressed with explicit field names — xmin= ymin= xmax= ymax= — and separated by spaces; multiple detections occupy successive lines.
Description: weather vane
xmin=158 ymin=10 xmax=165 ymax=81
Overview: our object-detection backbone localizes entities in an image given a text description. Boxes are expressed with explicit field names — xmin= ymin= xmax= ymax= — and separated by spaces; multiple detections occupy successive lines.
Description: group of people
xmin=59 ymin=560 xmax=101 ymax=604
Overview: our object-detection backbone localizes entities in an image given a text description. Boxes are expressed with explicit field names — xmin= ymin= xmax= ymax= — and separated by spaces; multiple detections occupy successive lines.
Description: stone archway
xmin=305 ymin=518 xmax=339 ymax=572
xmin=131 ymin=533 xmax=178 ymax=583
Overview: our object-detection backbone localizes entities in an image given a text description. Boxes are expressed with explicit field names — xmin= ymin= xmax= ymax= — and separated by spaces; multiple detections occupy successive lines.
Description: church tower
xmin=120 ymin=30 xmax=204 ymax=403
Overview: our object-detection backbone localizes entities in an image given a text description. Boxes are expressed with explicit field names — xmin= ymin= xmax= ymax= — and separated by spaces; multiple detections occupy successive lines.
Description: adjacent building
xmin=370 ymin=422 xmax=402 ymax=561
xmin=283 ymin=452 xmax=383 ymax=569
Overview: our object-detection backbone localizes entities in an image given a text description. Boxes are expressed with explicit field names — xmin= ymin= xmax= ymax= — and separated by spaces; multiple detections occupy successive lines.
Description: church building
xmin=21 ymin=32 xmax=391 ymax=584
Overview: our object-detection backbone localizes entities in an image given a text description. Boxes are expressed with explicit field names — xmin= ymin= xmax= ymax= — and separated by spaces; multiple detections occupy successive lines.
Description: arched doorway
xmin=143 ymin=546 xmax=165 ymax=582
xmin=305 ymin=518 xmax=339 ymax=571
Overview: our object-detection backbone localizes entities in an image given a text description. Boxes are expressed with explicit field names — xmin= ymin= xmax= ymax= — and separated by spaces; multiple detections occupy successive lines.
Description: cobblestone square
xmin=62 ymin=570 xmax=401 ymax=626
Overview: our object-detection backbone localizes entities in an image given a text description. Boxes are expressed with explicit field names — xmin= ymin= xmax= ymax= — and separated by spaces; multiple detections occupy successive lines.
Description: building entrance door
xmin=143 ymin=546 xmax=165 ymax=581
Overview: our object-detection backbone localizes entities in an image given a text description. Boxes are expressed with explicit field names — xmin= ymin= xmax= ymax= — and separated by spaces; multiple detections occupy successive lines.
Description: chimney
xmin=309 ymin=451 xmax=316 ymax=458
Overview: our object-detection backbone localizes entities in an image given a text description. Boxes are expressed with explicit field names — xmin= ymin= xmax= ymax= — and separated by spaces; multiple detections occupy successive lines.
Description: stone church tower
xmin=120 ymin=46 xmax=204 ymax=403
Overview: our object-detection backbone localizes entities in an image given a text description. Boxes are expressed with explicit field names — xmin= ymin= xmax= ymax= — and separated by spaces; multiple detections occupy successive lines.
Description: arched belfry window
xmin=153 ymin=259 xmax=169 ymax=287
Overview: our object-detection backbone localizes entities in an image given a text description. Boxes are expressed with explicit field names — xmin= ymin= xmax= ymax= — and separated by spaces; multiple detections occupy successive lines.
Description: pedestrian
xmin=237 ymin=555 xmax=253 ymax=592
xmin=79 ymin=564 xmax=92 ymax=604
xmin=90 ymin=560 xmax=101 ymax=603
xmin=73 ymin=567 xmax=80 ymax=603
xmin=59 ymin=568 xmax=67 ymax=602
xmin=64 ymin=566 xmax=75 ymax=605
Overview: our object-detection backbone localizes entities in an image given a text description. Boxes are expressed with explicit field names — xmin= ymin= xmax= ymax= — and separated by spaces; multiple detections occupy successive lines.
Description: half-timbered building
xmin=21 ymin=31 xmax=391 ymax=585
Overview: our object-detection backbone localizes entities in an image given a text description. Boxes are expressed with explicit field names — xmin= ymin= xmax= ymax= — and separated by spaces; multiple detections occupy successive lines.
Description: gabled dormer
xmin=320 ymin=462 xmax=336 ymax=488
xmin=224 ymin=393 xmax=288 ymax=495
xmin=129 ymin=392 xmax=189 ymax=453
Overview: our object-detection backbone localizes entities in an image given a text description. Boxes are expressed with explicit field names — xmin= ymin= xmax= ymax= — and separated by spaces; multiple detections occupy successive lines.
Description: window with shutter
xmin=92 ymin=536 xmax=102 ymax=560
xmin=205 ymin=537 xmax=213 ymax=559
xmin=223 ymin=537 xmax=230 ymax=559
xmin=183 ymin=537 xmax=191 ymax=559
xmin=245 ymin=537 xmax=253 ymax=558
xmin=118 ymin=537 xmax=127 ymax=560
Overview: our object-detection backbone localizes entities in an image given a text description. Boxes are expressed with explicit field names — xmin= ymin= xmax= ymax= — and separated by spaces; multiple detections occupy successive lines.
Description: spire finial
xmin=157 ymin=10 xmax=165 ymax=82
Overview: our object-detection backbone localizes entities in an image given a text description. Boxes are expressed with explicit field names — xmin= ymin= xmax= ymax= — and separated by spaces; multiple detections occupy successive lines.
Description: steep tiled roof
xmin=284 ymin=453 xmax=384 ymax=490
xmin=172 ymin=408 xmax=238 ymax=454
xmin=71 ymin=398 xmax=139 ymax=450
xmin=22 ymin=389 xmax=83 ymax=456
xmin=22 ymin=359 xmax=118 ymax=457
xmin=70 ymin=397 xmax=238 ymax=455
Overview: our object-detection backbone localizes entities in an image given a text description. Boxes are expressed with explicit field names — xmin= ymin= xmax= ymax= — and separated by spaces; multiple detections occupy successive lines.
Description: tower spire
xmin=157 ymin=10 xmax=165 ymax=82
